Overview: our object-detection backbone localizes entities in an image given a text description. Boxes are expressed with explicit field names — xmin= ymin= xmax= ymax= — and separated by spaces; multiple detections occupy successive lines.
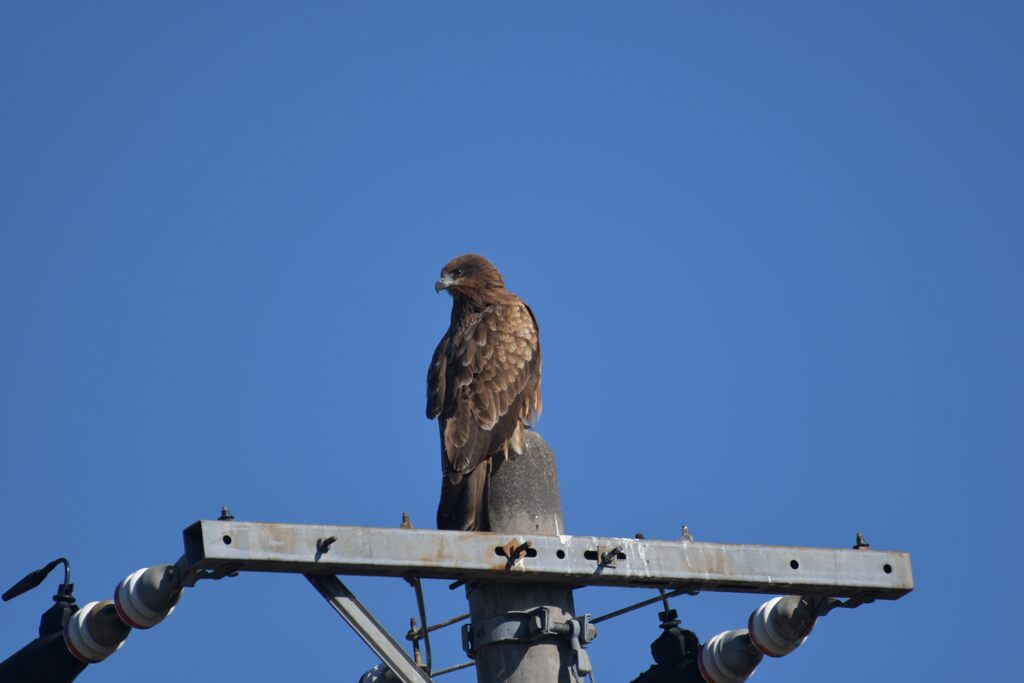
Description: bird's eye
xmin=453 ymin=268 xmax=463 ymax=277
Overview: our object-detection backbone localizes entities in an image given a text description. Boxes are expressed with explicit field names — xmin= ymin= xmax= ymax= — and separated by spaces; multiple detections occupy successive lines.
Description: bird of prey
xmin=427 ymin=254 xmax=542 ymax=531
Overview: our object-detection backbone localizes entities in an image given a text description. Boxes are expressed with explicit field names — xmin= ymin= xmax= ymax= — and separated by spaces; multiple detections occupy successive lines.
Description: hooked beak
xmin=435 ymin=274 xmax=455 ymax=293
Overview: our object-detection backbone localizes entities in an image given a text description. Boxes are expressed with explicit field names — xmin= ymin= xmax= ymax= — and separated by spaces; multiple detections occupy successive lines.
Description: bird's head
xmin=435 ymin=254 xmax=505 ymax=296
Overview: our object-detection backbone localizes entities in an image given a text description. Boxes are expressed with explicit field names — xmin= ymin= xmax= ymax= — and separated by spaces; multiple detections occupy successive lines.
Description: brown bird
xmin=427 ymin=254 xmax=542 ymax=531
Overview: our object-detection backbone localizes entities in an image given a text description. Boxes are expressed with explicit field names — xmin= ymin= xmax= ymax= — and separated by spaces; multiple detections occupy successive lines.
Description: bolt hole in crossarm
xmin=790 ymin=560 xmax=799 ymax=570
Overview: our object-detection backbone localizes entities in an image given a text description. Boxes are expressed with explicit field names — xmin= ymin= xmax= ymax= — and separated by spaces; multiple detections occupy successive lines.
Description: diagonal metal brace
xmin=305 ymin=574 xmax=432 ymax=683
xmin=462 ymin=606 xmax=597 ymax=676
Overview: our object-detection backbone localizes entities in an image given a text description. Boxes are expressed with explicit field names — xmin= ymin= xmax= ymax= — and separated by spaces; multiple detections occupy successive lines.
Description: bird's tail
xmin=436 ymin=459 xmax=491 ymax=532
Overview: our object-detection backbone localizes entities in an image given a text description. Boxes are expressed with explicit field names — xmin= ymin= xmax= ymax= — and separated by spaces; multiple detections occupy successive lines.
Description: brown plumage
xmin=427 ymin=254 xmax=542 ymax=531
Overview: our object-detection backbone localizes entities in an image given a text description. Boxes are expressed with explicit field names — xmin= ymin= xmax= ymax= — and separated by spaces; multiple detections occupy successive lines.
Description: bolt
xmin=408 ymin=618 xmax=424 ymax=665
xmin=218 ymin=506 xmax=234 ymax=521
xmin=317 ymin=536 xmax=338 ymax=554
xmin=513 ymin=541 xmax=532 ymax=558
xmin=600 ymin=546 xmax=623 ymax=565
xmin=854 ymin=532 xmax=870 ymax=550
xmin=658 ymin=587 xmax=671 ymax=612
xmin=502 ymin=539 xmax=532 ymax=562
xmin=401 ymin=512 xmax=412 ymax=529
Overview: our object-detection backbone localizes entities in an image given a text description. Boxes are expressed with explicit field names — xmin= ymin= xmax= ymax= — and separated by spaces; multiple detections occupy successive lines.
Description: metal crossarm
xmin=183 ymin=520 xmax=913 ymax=599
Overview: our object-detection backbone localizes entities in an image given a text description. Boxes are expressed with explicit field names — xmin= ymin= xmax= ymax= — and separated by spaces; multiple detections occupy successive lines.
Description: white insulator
xmin=64 ymin=602 xmax=125 ymax=663
xmin=114 ymin=567 xmax=175 ymax=629
xmin=698 ymin=629 xmax=759 ymax=683
xmin=748 ymin=596 xmax=807 ymax=657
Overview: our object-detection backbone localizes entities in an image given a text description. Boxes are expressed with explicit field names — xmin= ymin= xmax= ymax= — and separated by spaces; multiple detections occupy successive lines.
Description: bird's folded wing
xmin=444 ymin=301 xmax=539 ymax=475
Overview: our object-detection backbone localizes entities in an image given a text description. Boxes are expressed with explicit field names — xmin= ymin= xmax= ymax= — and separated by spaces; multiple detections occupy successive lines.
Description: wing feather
xmin=440 ymin=299 xmax=541 ymax=477
xmin=426 ymin=332 xmax=449 ymax=420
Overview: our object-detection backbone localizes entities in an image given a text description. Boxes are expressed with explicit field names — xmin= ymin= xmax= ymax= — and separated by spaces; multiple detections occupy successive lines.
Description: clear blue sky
xmin=1 ymin=3 xmax=1020 ymax=681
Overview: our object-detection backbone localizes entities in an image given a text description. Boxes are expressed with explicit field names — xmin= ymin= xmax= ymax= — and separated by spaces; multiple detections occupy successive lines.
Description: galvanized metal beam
xmin=183 ymin=520 xmax=913 ymax=599
xmin=305 ymin=574 xmax=432 ymax=683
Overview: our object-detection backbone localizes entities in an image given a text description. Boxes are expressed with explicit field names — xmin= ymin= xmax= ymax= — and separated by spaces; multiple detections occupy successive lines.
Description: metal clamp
xmin=462 ymin=606 xmax=597 ymax=678
xmin=562 ymin=614 xmax=596 ymax=678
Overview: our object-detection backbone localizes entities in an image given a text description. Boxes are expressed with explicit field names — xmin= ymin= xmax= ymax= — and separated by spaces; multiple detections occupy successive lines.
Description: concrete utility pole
xmin=465 ymin=431 xmax=580 ymax=683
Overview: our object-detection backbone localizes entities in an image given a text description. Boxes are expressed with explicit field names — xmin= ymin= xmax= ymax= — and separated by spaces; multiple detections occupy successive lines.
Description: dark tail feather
xmin=436 ymin=460 xmax=490 ymax=531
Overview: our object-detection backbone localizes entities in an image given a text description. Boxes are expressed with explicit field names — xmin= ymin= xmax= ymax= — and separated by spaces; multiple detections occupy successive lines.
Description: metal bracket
xmin=179 ymin=562 xmax=241 ymax=588
xmin=462 ymin=606 xmax=597 ymax=677
xmin=822 ymin=594 xmax=877 ymax=614
xmin=561 ymin=614 xmax=596 ymax=679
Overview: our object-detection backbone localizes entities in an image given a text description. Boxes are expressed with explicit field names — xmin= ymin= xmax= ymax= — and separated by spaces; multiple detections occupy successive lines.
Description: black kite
xmin=427 ymin=254 xmax=542 ymax=531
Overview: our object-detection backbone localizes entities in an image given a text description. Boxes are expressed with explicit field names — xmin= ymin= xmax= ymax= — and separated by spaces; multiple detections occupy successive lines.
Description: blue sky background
xmin=1 ymin=3 xmax=1020 ymax=681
